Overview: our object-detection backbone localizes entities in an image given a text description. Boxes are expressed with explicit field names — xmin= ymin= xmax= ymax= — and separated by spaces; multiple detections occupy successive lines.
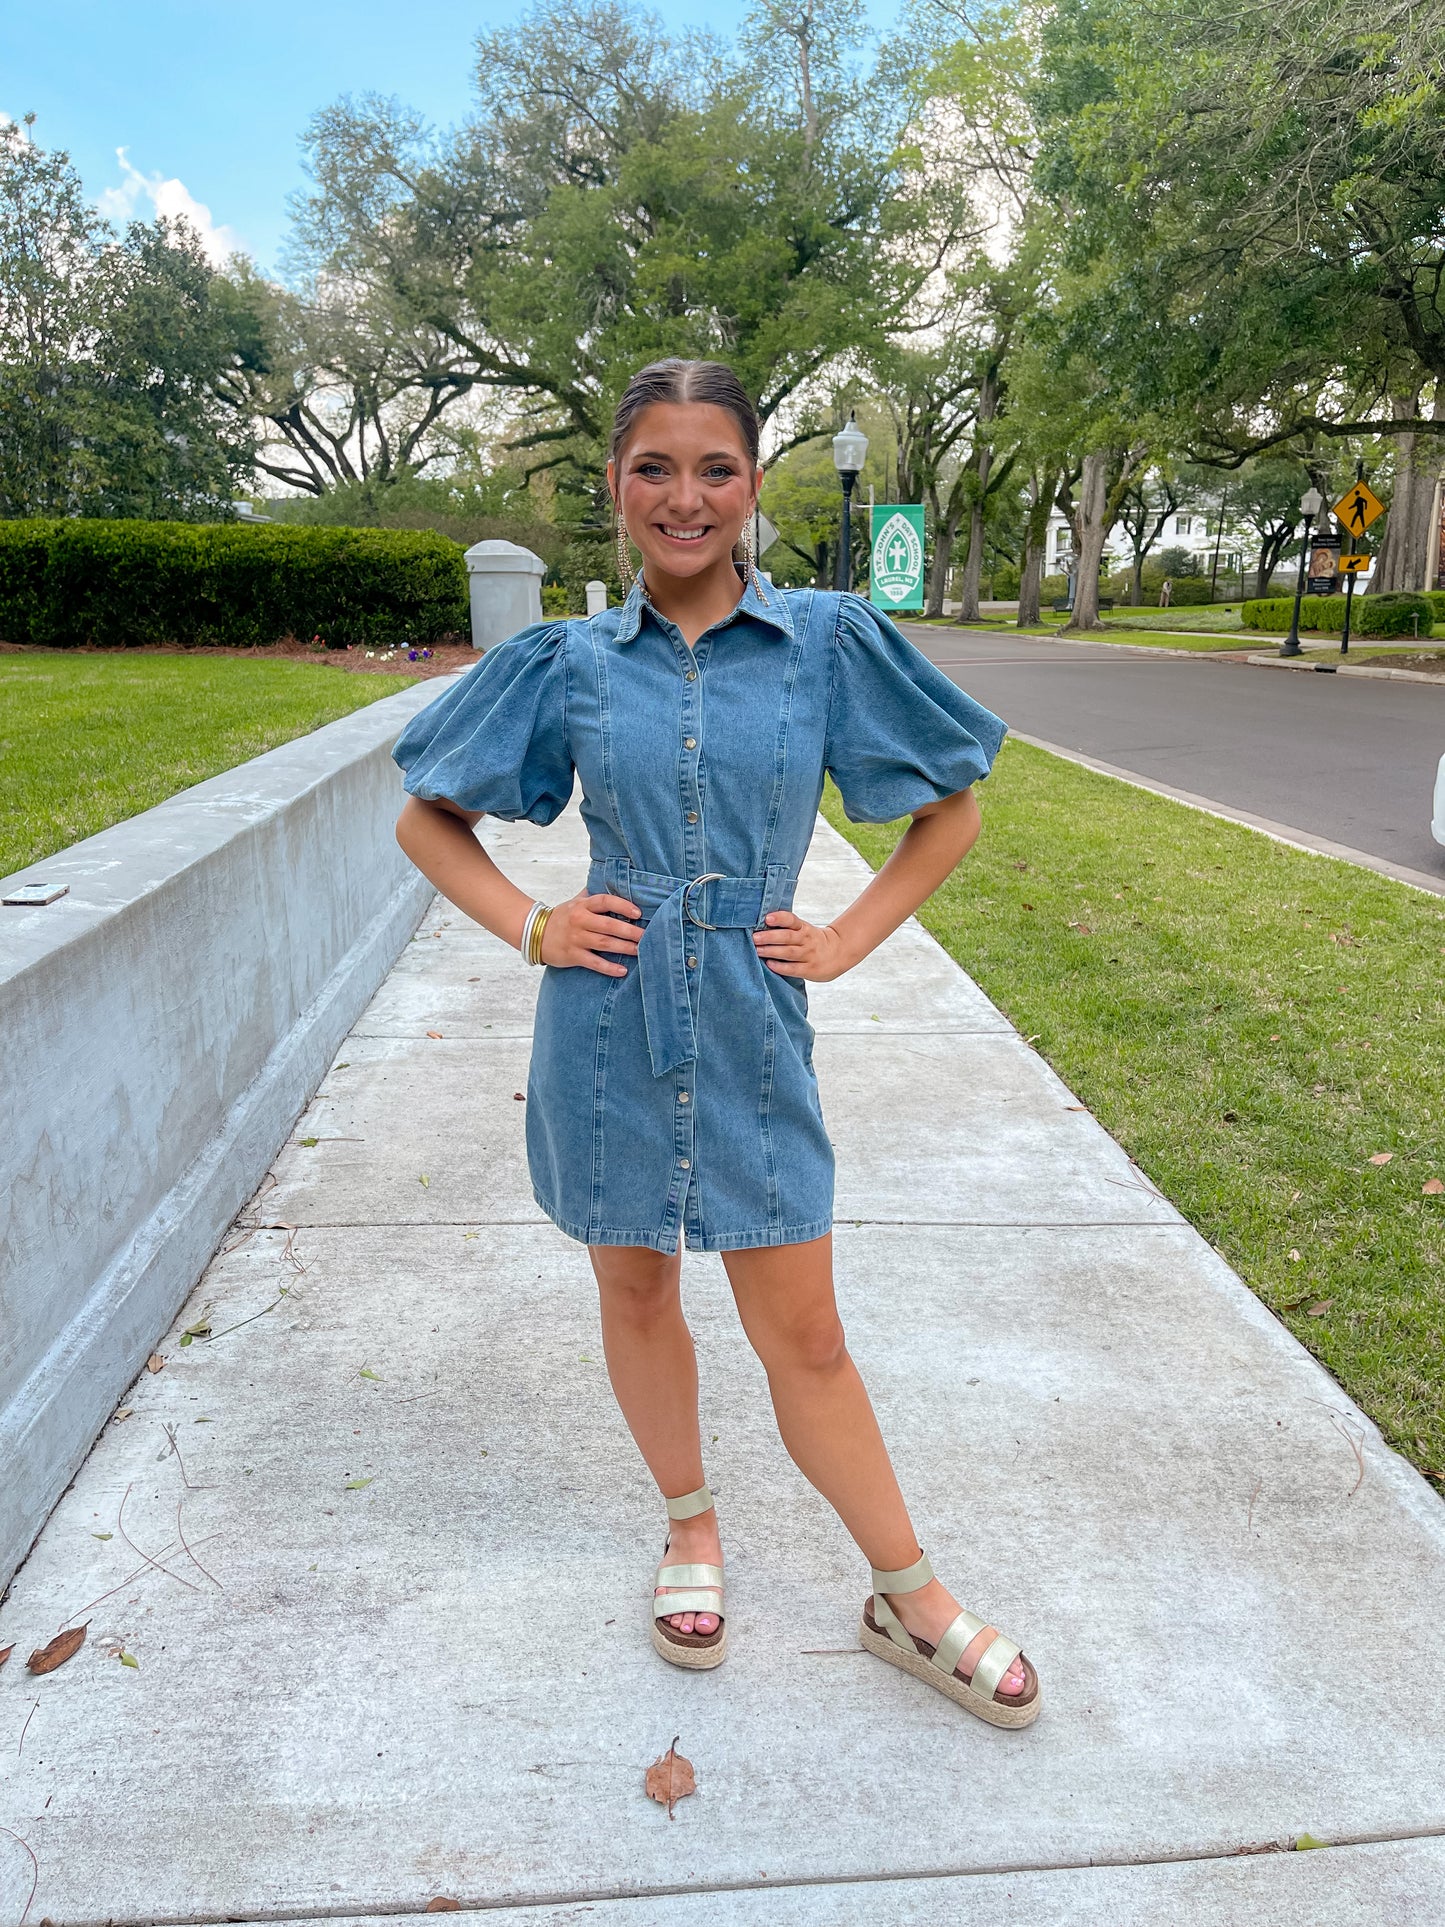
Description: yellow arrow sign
xmin=1333 ymin=480 xmax=1385 ymax=536
xmin=1338 ymin=554 xmax=1371 ymax=574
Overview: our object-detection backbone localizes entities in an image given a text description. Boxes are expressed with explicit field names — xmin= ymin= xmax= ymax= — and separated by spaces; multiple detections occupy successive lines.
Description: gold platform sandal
xmin=651 ymin=1484 xmax=727 ymax=1671
xmin=859 ymin=1549 xmax=1041 ymax=1729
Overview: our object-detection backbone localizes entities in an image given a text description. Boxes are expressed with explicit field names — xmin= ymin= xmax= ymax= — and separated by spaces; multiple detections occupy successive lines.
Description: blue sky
xmin=6 ymin=2 xmax=900 ymax=276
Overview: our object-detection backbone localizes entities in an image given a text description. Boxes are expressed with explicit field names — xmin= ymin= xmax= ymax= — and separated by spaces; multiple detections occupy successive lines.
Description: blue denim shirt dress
xmin=391 ymin=573 xmax=1007 ymax=1254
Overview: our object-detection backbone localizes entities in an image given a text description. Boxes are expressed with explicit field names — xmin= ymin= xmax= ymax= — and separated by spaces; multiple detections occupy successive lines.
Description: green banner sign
xmin=869 ymin=504 xmax=926 ymax=611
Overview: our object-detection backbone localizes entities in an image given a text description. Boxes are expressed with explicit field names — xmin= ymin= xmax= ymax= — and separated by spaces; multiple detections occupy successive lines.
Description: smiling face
xmin=608 ymin=401 xmax=763 ymax=586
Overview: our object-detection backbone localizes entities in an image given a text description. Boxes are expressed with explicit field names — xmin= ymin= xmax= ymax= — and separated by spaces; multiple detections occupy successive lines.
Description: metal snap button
xmin=684 ymin=736 xmax=696 ymax=749
xmin=678 ymin=1091 xmax=690 ymax=1103
xmin=678 ymin=1158 xmax=690 ymax=1170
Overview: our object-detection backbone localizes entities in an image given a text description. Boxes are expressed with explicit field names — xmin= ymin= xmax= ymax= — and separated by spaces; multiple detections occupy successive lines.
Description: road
xmin=901 ymin=623 xmax=1445 ymax=890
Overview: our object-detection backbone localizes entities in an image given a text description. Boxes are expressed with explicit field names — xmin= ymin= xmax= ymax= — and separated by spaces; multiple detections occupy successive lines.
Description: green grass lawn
xmin=1101 ymin=604 xmax=1248 ymax=631
xmin=1 ymin=651 xmax=421 ymax=877
xmin=927 ymin=618 xmax=1250 ymax=651
xmin=823 ymin=747 xmax=1445 ymax=1488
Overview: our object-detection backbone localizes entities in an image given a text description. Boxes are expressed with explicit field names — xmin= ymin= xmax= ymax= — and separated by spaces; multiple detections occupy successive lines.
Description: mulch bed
xmin=0 ymin=639 xmax=478 ymax=678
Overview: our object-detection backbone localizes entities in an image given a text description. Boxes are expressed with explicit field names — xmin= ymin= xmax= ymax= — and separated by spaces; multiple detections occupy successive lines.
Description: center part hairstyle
xmin=609 ymin=359 xmax=763 ymax=590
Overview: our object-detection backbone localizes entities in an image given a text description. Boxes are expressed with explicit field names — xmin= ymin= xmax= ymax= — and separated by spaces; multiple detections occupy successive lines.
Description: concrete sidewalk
xmin=3 ymin=802 xmax=1444 ymax=1925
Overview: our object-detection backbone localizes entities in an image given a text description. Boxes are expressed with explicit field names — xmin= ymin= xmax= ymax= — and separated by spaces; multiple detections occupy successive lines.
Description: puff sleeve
xmin=390 ymin=620 xmax=573 ymax=823
xmin=824 ymin=595 xmax=1007 ymax=823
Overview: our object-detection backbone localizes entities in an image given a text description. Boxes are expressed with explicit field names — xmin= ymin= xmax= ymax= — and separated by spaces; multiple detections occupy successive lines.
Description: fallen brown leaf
xmin=1368 ymin=1152 xmax=1393 ymax=1165
xmin=426 ymin=1030 xmax=443 ymax=1039
xmin=1424 ymin=1178 xmax=1444 ymax=1196
xmin=1305 ymin=1300 xmax=1333 ymax=1317
xmin=0 ymin=1643 xmax=12 ymax=1667
xmin=28 ymin=1623 xmax=87 ymax=1674
xmin=645 ymin=1735 xmax=696 ymax=1818
xmin=146 ymin=1353 xmax=165 ymax=1373
xmin=513 ymin=1092 xmax=525 ymax=1101
xmin=112 ymin=1407 xmax=133 ymax=1423
xmin=425 ymin=1901 xmax=461 ymax=1913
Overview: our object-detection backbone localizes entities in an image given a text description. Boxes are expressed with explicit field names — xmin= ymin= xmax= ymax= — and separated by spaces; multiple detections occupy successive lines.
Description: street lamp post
xmin=1280 ymin=485 xmax=1325 ymax=658
xmin=832 ymin=411 xmax=869 ymax=594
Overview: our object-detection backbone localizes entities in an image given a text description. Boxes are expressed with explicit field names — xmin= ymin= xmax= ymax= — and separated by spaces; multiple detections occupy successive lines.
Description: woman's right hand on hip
xmin=540 ymin=892 xmax=643 ymax=974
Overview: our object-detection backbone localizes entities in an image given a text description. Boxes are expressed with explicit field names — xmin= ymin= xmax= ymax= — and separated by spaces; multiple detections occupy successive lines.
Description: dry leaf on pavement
xmin=424 ymin=1900 xmax=461 ymax=1912
xmin=645 ymin=1735 xmax=696 ymax=1818
xmin=0 ymin=1644 xmax=12 ymax=1668
xmin=146 ymin=1353 xmax=165 ymax=1373
xmin=28 ymin=1623 xmax=87 ymax=1674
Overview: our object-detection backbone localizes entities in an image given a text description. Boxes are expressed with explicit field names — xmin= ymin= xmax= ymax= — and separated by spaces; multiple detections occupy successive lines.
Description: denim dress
xmin=391 ymin=574 xmax=1007 ymax=1254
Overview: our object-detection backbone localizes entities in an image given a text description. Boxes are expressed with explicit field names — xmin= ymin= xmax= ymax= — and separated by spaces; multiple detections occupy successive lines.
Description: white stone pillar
xmin=585 ymin=580 xmax=608 ymax=617
xmin=463 ymin=540 xmax=547 ymax=651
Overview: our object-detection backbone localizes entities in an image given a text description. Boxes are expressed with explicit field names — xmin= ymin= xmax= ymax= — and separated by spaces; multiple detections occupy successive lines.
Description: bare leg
xmin=721 ymin=1232 xmax=1026 ymax=1696
xmin=588 ymin=1242 xmax=720 ymax=1636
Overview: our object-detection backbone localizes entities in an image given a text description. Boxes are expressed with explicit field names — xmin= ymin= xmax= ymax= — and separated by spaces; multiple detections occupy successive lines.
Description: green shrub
xmin=1163 ymin=576 xmax=1215 ymax=606
xmin=0 ymin=519 xmax=469 ymax=649
xmin=541 ymin=583 xmax=571 ymax=616
xmin=1356 ymin=592 xmax=1433 ymax=637
xmin=1243 ymin=590 xmax=1434 ymax=638
xmin=1425 ymin=589 xmax=1445 ymax=622
xmin=1243 ymin=595 xmax=1340 ymax=632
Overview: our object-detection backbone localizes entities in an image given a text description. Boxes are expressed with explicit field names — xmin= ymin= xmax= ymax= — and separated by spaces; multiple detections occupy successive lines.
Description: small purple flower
xmin=408 ymin=648 xmax=420 ymax=660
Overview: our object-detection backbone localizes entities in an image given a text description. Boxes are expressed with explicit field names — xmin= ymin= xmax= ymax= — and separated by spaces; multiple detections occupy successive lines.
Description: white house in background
xmin=1045 ymin=506 xmax=1243 ymax=580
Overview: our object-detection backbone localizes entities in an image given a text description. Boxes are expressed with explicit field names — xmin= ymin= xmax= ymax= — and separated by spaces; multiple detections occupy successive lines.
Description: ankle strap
xmin=870 ymin=1548 xmax=932 ymax=1594
xmin=664 ymin=1484 xmax=714 ymax=1521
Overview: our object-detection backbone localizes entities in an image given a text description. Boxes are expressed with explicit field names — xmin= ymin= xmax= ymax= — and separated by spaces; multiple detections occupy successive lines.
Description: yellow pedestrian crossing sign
xmin=1333 ymin=480 xmax=1384 ymax=537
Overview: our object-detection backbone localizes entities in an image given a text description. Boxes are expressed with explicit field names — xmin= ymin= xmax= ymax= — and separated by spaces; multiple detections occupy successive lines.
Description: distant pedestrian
xmin=390 ymin=357 xmax=1039 ymax=1729
xmin=1160 ymin=577 xmax=1173 ymax=608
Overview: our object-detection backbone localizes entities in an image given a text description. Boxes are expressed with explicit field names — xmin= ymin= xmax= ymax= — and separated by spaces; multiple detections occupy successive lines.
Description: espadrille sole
xmin=860 ymin=1606 xmax=1041 ymax=1728
xmin=651 ymin=1619 xmax=728 ymax=1670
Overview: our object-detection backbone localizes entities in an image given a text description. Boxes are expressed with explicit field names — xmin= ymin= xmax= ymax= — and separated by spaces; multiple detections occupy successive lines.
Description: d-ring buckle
xmin=682 ymin=871 xmax=726 ymax=929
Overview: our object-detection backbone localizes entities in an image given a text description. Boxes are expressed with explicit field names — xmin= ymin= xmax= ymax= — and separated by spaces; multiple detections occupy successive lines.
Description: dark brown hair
xmin=608 ymin=359 xmax=761 ymax=483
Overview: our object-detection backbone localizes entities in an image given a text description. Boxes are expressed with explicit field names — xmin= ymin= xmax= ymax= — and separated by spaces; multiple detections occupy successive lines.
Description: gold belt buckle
xmin=682 ymin=871 xmax=726 ymax=929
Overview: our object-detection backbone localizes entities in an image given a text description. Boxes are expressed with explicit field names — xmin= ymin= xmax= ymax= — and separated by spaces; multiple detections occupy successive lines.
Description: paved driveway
xmin=900 ymin=625 xmax=1445 ymax=890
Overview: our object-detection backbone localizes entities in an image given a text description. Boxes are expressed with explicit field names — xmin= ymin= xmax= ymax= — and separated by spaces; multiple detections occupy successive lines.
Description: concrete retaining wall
xmin=0 ymin=678 xmax=449 ymax=1592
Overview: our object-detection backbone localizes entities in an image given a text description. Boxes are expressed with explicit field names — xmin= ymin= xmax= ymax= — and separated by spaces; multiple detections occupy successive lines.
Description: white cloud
xmin=96 ymin=148 xmax=244 ymax=266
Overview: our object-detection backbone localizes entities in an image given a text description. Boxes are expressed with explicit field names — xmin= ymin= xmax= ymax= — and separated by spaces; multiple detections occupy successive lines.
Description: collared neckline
xmin=611 ymin=566 xmax=794 ymax=644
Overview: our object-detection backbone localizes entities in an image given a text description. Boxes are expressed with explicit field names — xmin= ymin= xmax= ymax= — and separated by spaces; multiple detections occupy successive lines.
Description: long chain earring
xmin=615 ymin=506 xmax=636 ymax=592
xmin=740 ymin=513 xmax=760 ymax=594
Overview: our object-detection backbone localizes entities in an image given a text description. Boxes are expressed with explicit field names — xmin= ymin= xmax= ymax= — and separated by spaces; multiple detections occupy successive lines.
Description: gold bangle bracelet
xmin=529 ymin=905 xmax=552 ymax=965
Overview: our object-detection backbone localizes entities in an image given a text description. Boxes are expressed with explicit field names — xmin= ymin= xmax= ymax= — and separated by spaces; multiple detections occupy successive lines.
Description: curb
xmin=1008 ymin=731 xmax=1445 ymax=898
xmin=1245 ymin=652 xmax=1445 ymax=684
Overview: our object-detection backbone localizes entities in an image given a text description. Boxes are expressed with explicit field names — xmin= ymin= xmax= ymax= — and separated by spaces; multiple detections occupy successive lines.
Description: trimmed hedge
xmin=1158 ymin=576 xmax=1216 ymax=606
xmin=0 ymin=519 xmax=469 ymax=649
xmin=1242 ymin=591 xmax=1434 ymax=638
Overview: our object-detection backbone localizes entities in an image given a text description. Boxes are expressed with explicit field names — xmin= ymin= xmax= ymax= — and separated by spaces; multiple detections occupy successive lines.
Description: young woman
xmin=390 ymin=359 xmax=1039 ymax=1729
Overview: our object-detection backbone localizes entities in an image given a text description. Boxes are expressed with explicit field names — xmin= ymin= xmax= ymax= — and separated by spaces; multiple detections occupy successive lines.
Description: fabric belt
xmin=585 ymin=855 xmax=797 ymax=1077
